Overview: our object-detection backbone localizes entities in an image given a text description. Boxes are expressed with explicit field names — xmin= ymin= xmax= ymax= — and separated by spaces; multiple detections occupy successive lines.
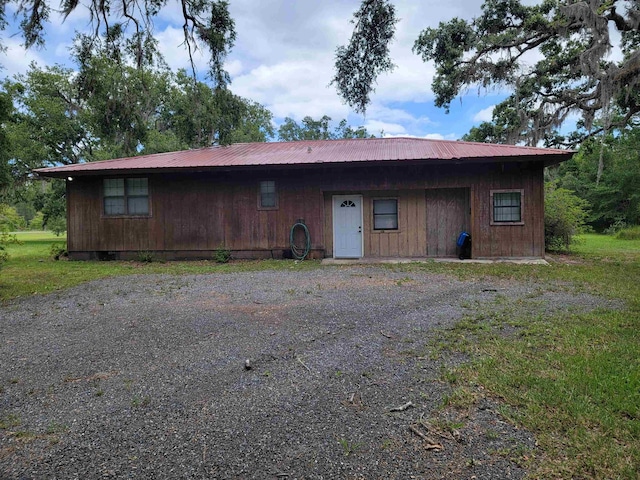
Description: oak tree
xmin=336 ymin=0 xmax=640 ymax=145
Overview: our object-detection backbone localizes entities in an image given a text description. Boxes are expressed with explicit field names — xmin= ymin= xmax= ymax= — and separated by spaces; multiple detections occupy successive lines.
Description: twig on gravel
xmin=296 ymin=356 xmax=311 ymax=372
xmin=389 ymin=401 xmax=414 ymax=412
xmin=409 ymin=425 xmax=443 ymax=451
xmin=348 ymin=392 xmax=363 ymax=406
xmin=379 ymin=330 xmax=393 ymax=339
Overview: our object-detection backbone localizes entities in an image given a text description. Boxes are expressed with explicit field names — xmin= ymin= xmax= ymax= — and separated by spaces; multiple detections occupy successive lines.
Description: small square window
xmin=373 ymin=199 xmax=398 ymax=230
xmin=259 ymin=181 xmax=277 ymax=209
xmin=491 ymin=190 xmax=523 ymax=224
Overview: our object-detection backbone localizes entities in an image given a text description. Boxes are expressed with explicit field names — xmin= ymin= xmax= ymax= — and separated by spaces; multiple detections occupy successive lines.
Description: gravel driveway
xmin=0 ymin=265 xmax=611 ymax=479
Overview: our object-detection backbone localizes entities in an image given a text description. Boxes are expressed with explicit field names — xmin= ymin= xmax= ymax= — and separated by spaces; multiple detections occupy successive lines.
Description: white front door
xmin=333 ymin=195 xmax=363 ymax=258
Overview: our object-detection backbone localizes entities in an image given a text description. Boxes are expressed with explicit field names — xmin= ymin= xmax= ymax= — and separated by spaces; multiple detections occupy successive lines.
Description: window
xmin=491 ymin=190 xmax=523 ymax=224
xmin=259 ymin=181 xmax=277 ymax=209
xmin=373 ymin=198 xmax=398 ymax=230
xmin=104 ymin=178 xmax=149 ymax=216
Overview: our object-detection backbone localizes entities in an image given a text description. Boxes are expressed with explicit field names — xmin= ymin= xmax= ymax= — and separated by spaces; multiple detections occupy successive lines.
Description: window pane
xmin=260 ymin=181 xmax=276 ymax=207
xmin=104 ymin=179 xmax=124 ymax=197
xmin=374 ymin=199 xmax=397 ymax=215
xmin=373 ymin=199 xmax=398 ymax=230
xmin=493 ymin=192 xmax=521 ymax=222
xmin=126 ymin=178 xmax=148 ymax=196
xmin=128 ymin=196 xmax=149 ymax=215
xmin=261 ymin=192 xmax=276 ymax=208
xmin=375 ymin=214 xmax=398 ymax=229
xmin=104 ymin=197 xmax=125 ymax=215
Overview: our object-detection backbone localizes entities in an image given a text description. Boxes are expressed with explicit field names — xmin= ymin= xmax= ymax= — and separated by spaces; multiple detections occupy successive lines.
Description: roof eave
xmin=33 ymin=154 xmax=573 ymax=178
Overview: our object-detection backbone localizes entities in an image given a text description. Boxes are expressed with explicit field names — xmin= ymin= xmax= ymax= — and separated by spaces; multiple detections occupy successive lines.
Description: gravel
xmin=0 ymin=265 xmax=616 ymax=479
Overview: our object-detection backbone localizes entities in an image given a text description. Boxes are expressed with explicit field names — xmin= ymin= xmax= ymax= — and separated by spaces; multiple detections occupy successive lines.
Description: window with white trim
xmin=373 ymin=198 xmax=398 ymax=230
xmin=491 ymin=190 xmax=523 ymax=224
xmin=259 ymin=180 xmax=277 ymax=209
xmin=103 ymin=178 xmax=149 ymax=216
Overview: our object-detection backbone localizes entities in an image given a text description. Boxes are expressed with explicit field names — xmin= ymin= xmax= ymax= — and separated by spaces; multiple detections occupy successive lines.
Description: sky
xmin=1 ymin=0 xmax=523 ymax=141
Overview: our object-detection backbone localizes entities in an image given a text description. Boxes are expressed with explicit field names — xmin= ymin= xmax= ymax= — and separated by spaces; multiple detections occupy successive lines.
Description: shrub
xmin=545 ymin=182 xmax=589 ymax=252
xmin=615 ymin=225 xmax=640 ymax=240
xmin=136 ymin=251 xmax=154 ymax=263
xmin=50 ymin=243 xmax=68 ymax=260
xmin=0 ymin=204 xmax=26 ymax=231
xmin=213 ymin=245 xmax=231 ymax=263
xmin=0 ymin=245 xmax=7 ymax=270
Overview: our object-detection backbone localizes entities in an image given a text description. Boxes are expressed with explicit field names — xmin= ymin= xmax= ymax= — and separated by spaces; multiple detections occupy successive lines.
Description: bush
xmin=50 ymin=243 xmax=68 ymax=260
xmin=136 ymin=251 xmax=155 ymax=263
xmin=0 ymin=204 xmax=26 ymax=231
xmin=0 ymin=245 xmax=7 ymax=270
xmin=0 ymin=232 xmax=18 ymax=270
xmin=615 ymin=225 xmax=640 ymax=240
xmin=213 ymin=245 xmax=231 ymax=263
xmin=545 ymin=182 xmax=589 ymax=252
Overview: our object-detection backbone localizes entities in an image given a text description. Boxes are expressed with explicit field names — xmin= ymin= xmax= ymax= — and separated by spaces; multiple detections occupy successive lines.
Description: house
xmin=34 ymin=137 xmax=573 ymax=261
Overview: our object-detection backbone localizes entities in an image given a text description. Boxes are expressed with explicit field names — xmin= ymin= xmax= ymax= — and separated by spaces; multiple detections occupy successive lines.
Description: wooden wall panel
xmin=66 ymin=161 xmax=546 ymax=259
xmin=426 ymin=188 xmax=470 ymax=257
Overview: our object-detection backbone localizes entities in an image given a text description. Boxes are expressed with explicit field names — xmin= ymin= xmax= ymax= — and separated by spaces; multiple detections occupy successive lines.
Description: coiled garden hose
xmin=289 ymin=222 xmax=311 ymax=260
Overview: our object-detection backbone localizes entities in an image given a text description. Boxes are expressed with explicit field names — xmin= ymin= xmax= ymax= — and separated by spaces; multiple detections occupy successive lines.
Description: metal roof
xmin=34 ymin=137 xmax=574 ymax=177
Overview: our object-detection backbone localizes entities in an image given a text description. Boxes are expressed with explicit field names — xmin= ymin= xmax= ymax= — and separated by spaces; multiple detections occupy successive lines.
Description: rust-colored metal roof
xmin=34 ymin=137 xmax=574 ymax=177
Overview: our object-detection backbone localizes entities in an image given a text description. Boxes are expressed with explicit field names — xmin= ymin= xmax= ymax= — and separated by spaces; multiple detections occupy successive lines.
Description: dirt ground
xmin=0 ymin=266 xmax=610 ymax=479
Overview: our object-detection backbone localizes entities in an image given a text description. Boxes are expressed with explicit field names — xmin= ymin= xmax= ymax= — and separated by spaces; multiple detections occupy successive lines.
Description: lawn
xmin=0 ymin=231 xmax=320 ymax=302
xmin=1 ymin=231 xmax=639 ymax=478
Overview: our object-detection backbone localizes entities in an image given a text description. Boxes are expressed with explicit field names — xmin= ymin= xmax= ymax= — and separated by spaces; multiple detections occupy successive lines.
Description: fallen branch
xmin=409 ymin=425 xmax=443 ymax=451
xmin=389 ymin=401 xmax=414 ymax=412
xmin=380 ymin=330 xmax=393 ymax=339
xmin=296 ymin=356 xmax=311 ymax=372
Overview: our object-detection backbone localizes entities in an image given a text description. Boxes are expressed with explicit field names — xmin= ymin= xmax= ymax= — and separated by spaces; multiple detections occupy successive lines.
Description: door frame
xmin=332 ymin=194 xmax=364 ymax=258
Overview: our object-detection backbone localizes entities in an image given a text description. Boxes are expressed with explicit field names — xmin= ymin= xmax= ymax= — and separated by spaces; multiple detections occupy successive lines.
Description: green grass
xmin=0 ymin=231 xmax=321 ymax=303
xmin=391 ymin=234 xmax=639 ymax=479
xmin=1 ymin=232 xmax=639 ymax=477
xmin=570 ymin=232 xmax=640 ymax=261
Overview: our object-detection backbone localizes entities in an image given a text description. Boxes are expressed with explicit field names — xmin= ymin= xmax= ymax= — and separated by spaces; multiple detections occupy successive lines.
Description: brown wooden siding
xmin=66 ymin=162 xmax=545 ymax=259
xmin=426 ymin=188 xmax=470 ymax=257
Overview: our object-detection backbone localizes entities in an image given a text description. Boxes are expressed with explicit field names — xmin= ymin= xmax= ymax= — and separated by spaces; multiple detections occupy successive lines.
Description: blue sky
xmin=1 ymin=0 xmax=521 ymax=141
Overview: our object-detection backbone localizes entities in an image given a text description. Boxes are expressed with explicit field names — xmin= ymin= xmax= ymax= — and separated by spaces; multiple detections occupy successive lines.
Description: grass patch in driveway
xmin=397 ymin=235 xmax=640 ymax=479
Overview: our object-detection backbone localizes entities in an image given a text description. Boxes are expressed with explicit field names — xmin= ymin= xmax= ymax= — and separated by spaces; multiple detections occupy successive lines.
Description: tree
xmin=555 ymin=128 xmax=640 ymax=230
xmin=1 ymin=48 xmax=275 ymax=232
xmin=332 ymin=0 xmax=398 ymax=114
xmin=0 ymin=91 xmax=12 ymax=196
xmin=4 ymin=0 xmax=236 ymax=86
xmin=338 ymin=0 xmax=640 ymax=145
xmin=162 ymin=70 xmax=273 ymax=148
xmin=4 ymin=64 xmax=94 ymax=180
xmin=277 ymin=116 xmax=374 ymax=142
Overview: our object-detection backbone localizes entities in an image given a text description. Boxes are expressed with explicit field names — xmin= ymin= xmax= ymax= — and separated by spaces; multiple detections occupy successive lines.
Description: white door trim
xmin=332 ymin=194 xmax=363 ymax=258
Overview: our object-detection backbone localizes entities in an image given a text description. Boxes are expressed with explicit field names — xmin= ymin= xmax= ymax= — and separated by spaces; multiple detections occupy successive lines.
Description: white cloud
xmin=155 ymin=26 xmax=209 ymax=75
xmin=473 ymin=105 xmax=495 ymax=123
xmin=365 ymin=120 xmax=406 ymax=136
xmin=1 ymin=38 xmax=46 ymax=76
xmin=423 ymin=133 xmax=458 ymax=141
